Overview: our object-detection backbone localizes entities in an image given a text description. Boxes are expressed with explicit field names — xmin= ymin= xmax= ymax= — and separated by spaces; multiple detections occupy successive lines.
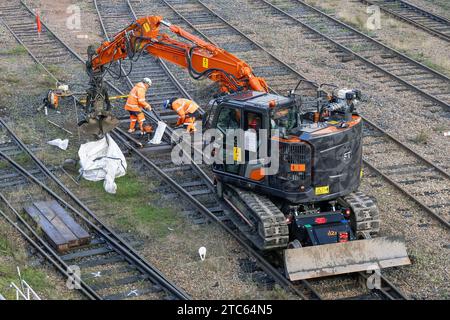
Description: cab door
xmin=243 ymin=110 xmax=268 ymax=183
xmin=212 ymin=105 xmax=242 ymax=175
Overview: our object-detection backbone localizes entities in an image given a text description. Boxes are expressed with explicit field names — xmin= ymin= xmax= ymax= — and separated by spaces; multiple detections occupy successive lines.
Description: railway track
xmin=187 ymin=0 xmax=450 ymax=229
xmin=0 ymin=0 xmax=415 ymax=300
xmin=128 ymin=0 xmax=411 ymax=299
xmin=0 ymin=2 xmax=189 ymax=300
xmin=94 ymin=0 xmax=323 ymax=300
xmin=0 ymin=5 xmax=87 ymax=94
xmin=237 ymin=0 xmax=450 ymax=110
xmin=160 ymin=0 xmax=450 ymax=226
xmin=1 ymin=0 xmax=322 ymax=300
xmin=0 ymin=119 xmax=190 ymax=300
xmin=359 ymin=0 xmax=450 ymax=42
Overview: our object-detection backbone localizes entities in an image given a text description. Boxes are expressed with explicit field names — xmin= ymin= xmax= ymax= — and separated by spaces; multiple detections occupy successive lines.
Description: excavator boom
xmin=89 ymin=16 xmax=268 ymax=93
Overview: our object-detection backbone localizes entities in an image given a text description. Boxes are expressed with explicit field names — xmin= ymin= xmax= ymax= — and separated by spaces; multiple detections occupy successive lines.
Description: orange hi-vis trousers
xmin=129 ymin=111 xmax=145 ymax=132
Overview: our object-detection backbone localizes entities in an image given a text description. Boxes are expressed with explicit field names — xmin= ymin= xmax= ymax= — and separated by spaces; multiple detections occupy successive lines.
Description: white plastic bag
xmin=78 ymin=134 xmax=127 ymax=194
xmin=198 ymin=247 xmax=207 ymax=261
xmin=47 ymin=138 xmax=69 ymax=150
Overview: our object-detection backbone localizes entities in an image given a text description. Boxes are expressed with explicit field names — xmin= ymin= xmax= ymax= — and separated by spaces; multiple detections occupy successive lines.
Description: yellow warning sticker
xmin=360 ymin=169 xmax=363 ymax=179
xmin=143 ymin=23 xmax=151 ymax=33
xmin=233 ymin=147 xmax=242 ymax=162
xmin=202 ymin=57 xmax=209 ymax=68
xmin=315 ymin=186 xmax=329 ymax=195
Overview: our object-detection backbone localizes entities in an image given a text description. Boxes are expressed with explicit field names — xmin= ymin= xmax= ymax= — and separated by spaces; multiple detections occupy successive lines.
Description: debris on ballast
xmin=198 ymin=246 xmax=207 ymax=261
xmin=47 ymin=138 xmax=69 ymax=150
xmin=78 ymin=134 xmax=127 ymax=194
xmin=148 ymin=121 xmax=167 ymax=145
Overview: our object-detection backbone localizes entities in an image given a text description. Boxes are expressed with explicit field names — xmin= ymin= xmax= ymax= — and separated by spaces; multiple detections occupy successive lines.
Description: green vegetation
xmin=0 ymin=223 xmax=72 ymax=300
xmin=81 ymin=172 xmax=182 ymax=238
xmin=411 ymin=130 xmax=429 ymax=144
xmin=266 ymin=284 xmax=293 ymax=300
xmin=0 ymin=72 xmax=21 ymax=84
xmin=0 ymin=45 xmax=27 ymax=56
xmin=0 ymin=236 xmax=13 ymax=256
xmin=28 ymin=65 xmax=56 ymax=88
xmin=0 ymin=152 xmax=32 ymax=170
xmin=0 ymin=263 xmax=56 ymax=300
xmin=348 ymin=43 xmax=367 ymax=53
xmin=409 ymin=52 xmax=449 ymax=76
xmin=433 ymin=125 xmax=448 ymax=134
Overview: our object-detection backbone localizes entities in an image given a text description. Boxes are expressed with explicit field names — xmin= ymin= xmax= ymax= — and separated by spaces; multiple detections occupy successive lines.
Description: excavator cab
xmin=210 ymin=90 xmax=410 ymax=280
xmin=210 ymin=89 xmax=363 ymax=202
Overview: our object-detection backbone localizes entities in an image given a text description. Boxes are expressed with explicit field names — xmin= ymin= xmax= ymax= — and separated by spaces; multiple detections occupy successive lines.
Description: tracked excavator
xmin=82 ymin=16 xmax=410 ymax=280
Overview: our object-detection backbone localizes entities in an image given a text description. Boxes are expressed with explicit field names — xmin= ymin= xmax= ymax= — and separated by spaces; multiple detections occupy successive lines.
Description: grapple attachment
xmin=284 ymin=236 xmax=410 ymax=280
xmin=79 ymin=115 xmax=119 ymax=137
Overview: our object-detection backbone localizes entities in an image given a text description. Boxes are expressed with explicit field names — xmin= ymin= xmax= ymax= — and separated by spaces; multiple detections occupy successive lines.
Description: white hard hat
xmin=142 ymin=78 xmax=152 ymax=86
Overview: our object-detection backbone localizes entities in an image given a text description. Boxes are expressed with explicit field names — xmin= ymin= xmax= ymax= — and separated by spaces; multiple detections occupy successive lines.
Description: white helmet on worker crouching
xmin=142 ymin=78 xmax=152 ymax=86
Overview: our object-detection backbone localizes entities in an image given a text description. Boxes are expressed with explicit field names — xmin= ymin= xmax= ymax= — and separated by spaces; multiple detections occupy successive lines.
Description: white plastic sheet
xmin=47 ymin=138 xmax=69 ymax=150
xmin=78 ymin=134 xmax=127 ymax=194
xmin=149 ymin=121 xmax=167 ymax=144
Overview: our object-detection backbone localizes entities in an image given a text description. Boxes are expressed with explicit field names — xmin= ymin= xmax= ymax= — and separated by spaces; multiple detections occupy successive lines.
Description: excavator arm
xmin=88 ymin=16 xmax=268 ymax=93
xmin=81 ymin=15 xmax=268 ymax=136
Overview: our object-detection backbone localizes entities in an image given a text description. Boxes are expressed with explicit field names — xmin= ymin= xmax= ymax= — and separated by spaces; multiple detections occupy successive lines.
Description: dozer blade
xmin=284 ymin=236 xmax=410 ymax=281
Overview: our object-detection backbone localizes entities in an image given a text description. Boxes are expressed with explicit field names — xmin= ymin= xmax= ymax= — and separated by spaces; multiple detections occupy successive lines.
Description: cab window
xmin=216 ymin=107 xmax=241 ymax=133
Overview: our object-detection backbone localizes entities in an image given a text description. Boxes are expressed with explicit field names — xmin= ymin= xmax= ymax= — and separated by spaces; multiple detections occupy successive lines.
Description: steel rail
xmin=111 ymin=131 xmax=316 ymax=299
xmin=279 ymin=0 xmax=450 ymax=82
xmin=195 ymin=0 xmax=450 ymax=176
xmin=0 ymin=196 xmax=99 ymax=300
xmin=122 ymin=0 xmax=322 ymax=300
xmin=0 ymin=149 xmax=190 ymax=300
xmin=194 ymin=0 xmax=450 ymax=230
xmin=363 ymin=159 xmax=450 ymax=229
xmin=0 ymin=119 xmax=190 ymax=300
xmin=378 ymin=274 xmax=409 ymax=300
xmin=359 ymin=0 xmax=450 ymax=42
xmin=17 ymin=0 xmax=132 ymax=99
xmin=6 ymin=0 xmax=317 ymax=300
xmin=91 ymin=0 xmax=321 ymax=299
xmin=1 ymin=5 xmax=192 ymax=291
xmin=253 ymin=0 xmax=450 ymax=110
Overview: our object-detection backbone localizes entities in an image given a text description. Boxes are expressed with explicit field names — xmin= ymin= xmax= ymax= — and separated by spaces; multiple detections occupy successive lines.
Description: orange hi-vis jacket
xmin=171 ymin=98 xmax=199 ymax=126
xmin=124 ymin=82 xmax=151 ymax=112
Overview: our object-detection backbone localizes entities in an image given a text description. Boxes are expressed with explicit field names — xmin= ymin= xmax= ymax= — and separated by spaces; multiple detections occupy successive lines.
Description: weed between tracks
xmin=0 ymin=222 xmax=79 ymax=300
xmin=411 ymin=130 xmax=429 ymax=144
xmin=0 ymin=45 xmax=27 ymax=56
xmin=79 ymin=172 xmax=182 ymax=239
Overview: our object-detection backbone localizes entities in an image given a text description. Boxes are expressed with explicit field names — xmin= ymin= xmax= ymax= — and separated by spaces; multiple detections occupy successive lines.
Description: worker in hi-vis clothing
xmin=125 ymin=78 xmax=152 ymax=134
xmin=163 ymin=98 xmax=204 ymax=132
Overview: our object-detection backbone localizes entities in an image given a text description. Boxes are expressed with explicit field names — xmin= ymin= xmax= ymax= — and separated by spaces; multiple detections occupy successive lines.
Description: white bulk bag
xmin=78 ymin=134 xmax=127 ymax=194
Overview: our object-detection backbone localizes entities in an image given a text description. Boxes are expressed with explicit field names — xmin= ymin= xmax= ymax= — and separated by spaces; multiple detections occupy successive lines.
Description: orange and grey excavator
xmin=82 ymin=16 xmax=410 ymax=280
